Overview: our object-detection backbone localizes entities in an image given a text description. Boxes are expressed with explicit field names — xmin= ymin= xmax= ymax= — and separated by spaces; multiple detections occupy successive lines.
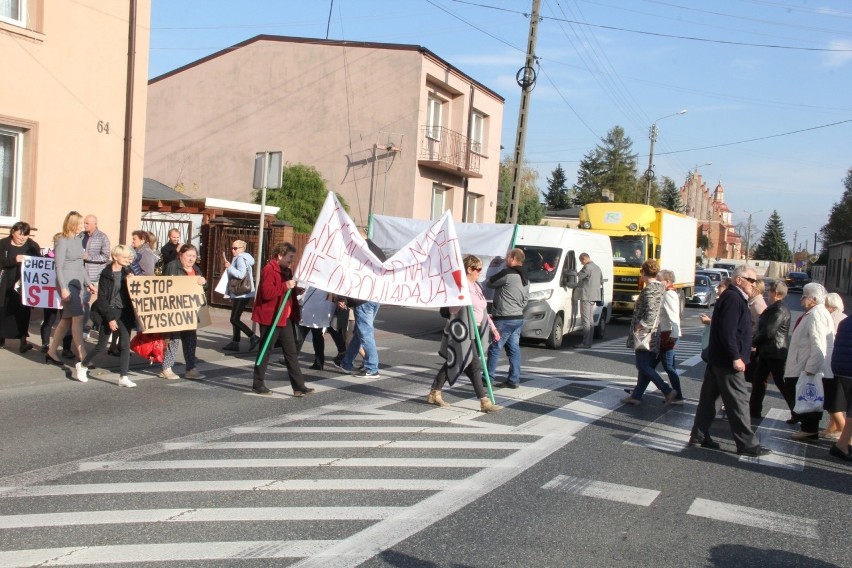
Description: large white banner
xmin=294 ymin=192 xmax=470 ymax=307
xmin=20 ymin=256 xmax=63 ymax=309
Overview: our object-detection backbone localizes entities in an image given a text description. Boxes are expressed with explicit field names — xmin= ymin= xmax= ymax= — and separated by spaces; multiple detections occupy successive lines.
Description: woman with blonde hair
xmin=46 ymin=211 xmax=97 ymax=382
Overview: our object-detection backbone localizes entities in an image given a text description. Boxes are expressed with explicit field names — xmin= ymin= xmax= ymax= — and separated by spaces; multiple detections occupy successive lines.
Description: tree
xmin=497 ymin=156 xmax=544 ymax=225
xmin=658 ymin=176 xmax=683 ymax=212
xmin=572 ymin=126 xmax=639 ymax=204
xmin=754 ymin=210 xmax=792 ymax=262
xmin=254 ymin=163 xmax=348 ymax=233
xmin=544 ymin=164 xmax=572 ymax=210
xmin=820 ymin=166 xmax=852 ymax=249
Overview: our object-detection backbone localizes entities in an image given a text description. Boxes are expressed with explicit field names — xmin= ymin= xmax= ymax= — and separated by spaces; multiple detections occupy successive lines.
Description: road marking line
xmin=739 ymin=408 xmax=806 ymax=470
xmin=0 ymin=540 xmax=338 ymax=566
xmin=163 ymin=441 xmax=389 ymax=449
xmin=79 ymin=458 xmax=500 ymax=471
xmin=230 ymin=426 xmax=520 ymax=434
xmin=624 ymin=406 xmax=697 ymax=452
xmin=680 ymin=353 xmax=704 ymax=367
xmin=541 ymin=475 xmax=660 ymax=506
xmin=0 ymin=479 xmax=456 ymax=498
xmin=529 ymin=356 xmax=555 ymax=362
xmin=687 ymin=498 xmax=819 ymax=539
xmin=287 ymin=387 xmax=625 ymax=568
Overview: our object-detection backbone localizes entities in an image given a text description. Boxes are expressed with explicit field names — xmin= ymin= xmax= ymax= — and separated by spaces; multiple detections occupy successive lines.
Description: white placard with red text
xmin=20 ymin=256 xmax=63 ymax=309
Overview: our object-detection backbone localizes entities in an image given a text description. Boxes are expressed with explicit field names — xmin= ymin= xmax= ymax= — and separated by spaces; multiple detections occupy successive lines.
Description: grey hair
xmin=802 ymin=282 xmax=827 ymax=304
xmin=767 ymin=279 xmax=788 ymax=298
xmin=657 ymin=269 xmax=676 ymax=283
xmin=732 ymin=264 xmax=755 ymax=279
xmin=825 ymin=292 xmax=844 ymax=312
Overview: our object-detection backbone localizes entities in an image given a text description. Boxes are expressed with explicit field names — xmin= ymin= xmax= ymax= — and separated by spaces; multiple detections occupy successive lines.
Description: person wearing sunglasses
xmin=690 ymin=265 xmax=771 ymax=457
xmin=222 ymin=240 xmax=259 ymax=352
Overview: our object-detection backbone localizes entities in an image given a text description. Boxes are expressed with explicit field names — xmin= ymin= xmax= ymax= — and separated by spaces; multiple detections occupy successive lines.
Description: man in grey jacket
xmin=576 ymin=252 xmax=603 ymax=348
xmin=486 ymin=248 xmax=530 ymax=389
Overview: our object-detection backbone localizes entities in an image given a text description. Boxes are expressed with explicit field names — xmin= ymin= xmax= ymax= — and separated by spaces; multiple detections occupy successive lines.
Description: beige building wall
xmin=145 ymin=36 xmax=503 ymax=230
xmin=0 ymin=0 xmax=150 ymax=245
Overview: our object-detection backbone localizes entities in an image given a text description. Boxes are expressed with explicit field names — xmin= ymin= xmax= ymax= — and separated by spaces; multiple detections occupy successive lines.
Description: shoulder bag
xmin=228 ymin=258 xmax=252 ymax=296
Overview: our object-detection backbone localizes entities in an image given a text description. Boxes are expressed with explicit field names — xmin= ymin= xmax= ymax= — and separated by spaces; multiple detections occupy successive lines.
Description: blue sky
xmin=148 ymin=0 xmax=852 ymax=252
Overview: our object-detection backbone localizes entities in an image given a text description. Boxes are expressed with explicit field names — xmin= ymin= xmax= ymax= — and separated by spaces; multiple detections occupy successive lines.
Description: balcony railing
xmin=418 ymin=126 xmax=482 ymax=177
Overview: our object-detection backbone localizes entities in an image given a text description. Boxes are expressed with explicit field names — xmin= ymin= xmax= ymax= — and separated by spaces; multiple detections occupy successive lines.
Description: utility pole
xmin=743 ymin=209 xmax=762 ymax=262
xmin=506 ymin=0 xmax=541 ymax=225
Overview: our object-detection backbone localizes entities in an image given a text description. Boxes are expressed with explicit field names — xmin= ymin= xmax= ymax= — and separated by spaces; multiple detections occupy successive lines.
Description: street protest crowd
xmin=1 ymin=206 xmax=850 ymax=466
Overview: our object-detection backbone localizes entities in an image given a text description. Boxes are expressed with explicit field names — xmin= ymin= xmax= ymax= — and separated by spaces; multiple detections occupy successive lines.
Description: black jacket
xmin=707 ymin=287 xmax=752 ymax=367
xmin=90 ymin=264 xmax=135 ymax=327
xmin=831 ymin=317 xmax=852 ymax=378
xmin=752 ymin=300 xmax=790 ymax=360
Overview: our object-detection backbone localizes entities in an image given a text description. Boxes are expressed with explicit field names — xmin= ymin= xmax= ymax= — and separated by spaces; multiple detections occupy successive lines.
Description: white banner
xmin=294 ymin=192 xmax=470 ymax=307
xmin=20 ymin=256 xmax=63 ymax=309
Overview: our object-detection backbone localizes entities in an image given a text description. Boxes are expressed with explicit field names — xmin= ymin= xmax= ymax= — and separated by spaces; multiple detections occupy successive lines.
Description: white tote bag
xmin=793 ymin=372 xmax=825 ymax=414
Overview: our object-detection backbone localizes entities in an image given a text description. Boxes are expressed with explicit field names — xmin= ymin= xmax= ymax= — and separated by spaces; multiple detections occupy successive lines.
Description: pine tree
xmin=659 ymin=177 xmax=684 ymax=212
xmin=544 ymin=164 xmax=572 ymax=210
xmin=496 ymin=157 xmax=545 ymax=225
xmin=754 ymin=210 xmax=792 ymax=262
xmin=820 ymin=166 xmax=852 ymax=248
xmin=572 ymin=126 xmax=639 ymax=204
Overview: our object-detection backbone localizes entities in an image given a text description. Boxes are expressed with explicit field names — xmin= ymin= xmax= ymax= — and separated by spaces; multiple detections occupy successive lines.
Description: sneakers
xmin=159 ymin=368 xmax=180 ymax=380
xmin=72 ymin=362 xmax=88 ymax=383
xmin=621 ymin=396 xmax=641 ymax=406
xmin=293 ymin=388 xmax=316 ymax=397
xmin=118 ymin=376 xmax=136 ymax=388
xmin=352 ymin=368 xmax=379 ymax=378
xmin=222 ymin=341 xmax=240 ymax=352
xmin=184 ymin=369 xmax=203 ymax=380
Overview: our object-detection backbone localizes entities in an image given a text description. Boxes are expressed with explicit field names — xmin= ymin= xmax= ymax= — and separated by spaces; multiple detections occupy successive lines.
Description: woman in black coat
xmin=0 ymin=222 xmax=41 ymax=352
xmin=80 ymin=245 xmax=138 ymax=387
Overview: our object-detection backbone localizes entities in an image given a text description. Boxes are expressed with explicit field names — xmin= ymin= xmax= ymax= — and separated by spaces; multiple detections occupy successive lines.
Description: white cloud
xmin=823 ymin=40 xmax=852 ymax=67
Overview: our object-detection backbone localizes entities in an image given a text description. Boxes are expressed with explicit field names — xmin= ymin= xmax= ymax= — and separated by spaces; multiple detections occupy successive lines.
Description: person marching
xmin=159 ymin=244 xmax=206 ymax=380
xmin=251 ymin=242 xmax=314 ymax=397
xmin=0 ymin=222 xmax=41 ymax=353
xmin=427 ymin=254 xmax=502 ymax=413
xmin=222 ymin=240 xmax=259 ymax=352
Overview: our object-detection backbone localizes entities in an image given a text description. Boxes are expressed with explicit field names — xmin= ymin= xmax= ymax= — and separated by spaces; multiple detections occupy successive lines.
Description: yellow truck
xmin=578 ymin=203 xmax=697 ymax=317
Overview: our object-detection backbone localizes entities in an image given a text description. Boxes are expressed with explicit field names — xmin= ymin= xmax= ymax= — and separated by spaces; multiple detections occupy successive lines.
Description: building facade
xmin=1 ymin=0 xmax=150 ymax=242
xmin=144 ymin=35 xmax=505 ymax=230
xmin=680 ymin=172 xmax=742 ymax=262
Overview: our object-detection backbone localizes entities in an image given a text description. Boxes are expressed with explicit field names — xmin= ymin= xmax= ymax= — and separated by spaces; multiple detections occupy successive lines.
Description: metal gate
xmin=204 ymin=220 xmax=273 ymax=308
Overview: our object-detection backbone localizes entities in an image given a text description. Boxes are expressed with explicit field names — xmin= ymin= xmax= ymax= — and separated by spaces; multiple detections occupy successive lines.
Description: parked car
xmin=785 ymin=271 xmax=811 ymax=291
xmin=688 ymin=274 xmax=717 ymax=307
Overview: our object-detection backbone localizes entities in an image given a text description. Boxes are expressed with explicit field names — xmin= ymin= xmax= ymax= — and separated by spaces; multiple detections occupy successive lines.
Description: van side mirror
xmin=562 ymin=270 xmax=579 ymax=288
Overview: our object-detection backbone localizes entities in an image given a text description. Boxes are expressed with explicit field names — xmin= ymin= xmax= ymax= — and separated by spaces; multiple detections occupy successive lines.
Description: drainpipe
xmin=462 ymin=84 xmax=475 ymax=222
xmin=119 ymin=0 xmax=138 ymax=243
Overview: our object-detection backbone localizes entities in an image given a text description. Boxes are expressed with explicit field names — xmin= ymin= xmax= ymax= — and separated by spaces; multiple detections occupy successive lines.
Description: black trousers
xmin=230 ymin=297 xmax=254 ymax=341
xmin=301 ymin=326 xmax=346 ymax=363
xmin=253 ymin=324 xmax=306 ymax=392
xmin=83 ymin=320 xmax=131 ymax=376
xmin=749 ymin=356 xmax=790 ymax=416
xmin=692 ymin=364 xmax=761 ymax=451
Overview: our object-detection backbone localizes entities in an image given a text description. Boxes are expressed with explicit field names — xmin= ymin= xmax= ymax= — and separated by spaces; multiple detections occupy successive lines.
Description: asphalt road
xmin=0 ymin=298 xmax=849 ymax=567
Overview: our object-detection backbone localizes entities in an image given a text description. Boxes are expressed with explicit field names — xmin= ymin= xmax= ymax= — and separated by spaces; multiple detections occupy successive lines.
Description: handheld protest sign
xmin=128 ymin=276 xmax=210 ymax=333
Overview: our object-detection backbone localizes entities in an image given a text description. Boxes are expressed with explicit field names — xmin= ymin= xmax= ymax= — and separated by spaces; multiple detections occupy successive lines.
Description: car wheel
xmin=593 ymin=309 xmax=607 ymax=340
xmin=545 ymin=313 xmax=563 ymax=349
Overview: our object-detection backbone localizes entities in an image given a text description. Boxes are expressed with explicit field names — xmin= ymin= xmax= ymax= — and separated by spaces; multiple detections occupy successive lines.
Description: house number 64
xmin=97 ymin=121 xmax=110 ymax=134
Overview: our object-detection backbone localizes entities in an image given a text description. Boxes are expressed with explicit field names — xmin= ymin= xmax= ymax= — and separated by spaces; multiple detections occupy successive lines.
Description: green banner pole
xmin=469 ymin=304 xmax=495 ymax=403
xmin=255 ymin=288 xmax=292 ymax=367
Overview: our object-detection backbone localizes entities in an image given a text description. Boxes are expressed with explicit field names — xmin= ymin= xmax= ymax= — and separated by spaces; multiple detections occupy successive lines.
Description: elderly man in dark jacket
xmin=829 ymin=317 xmax=852 ymax=462
xmin=689 ymin=265 xmax=771 ymax=457
xmin=749 ymin=280 xmax=792 ymax=418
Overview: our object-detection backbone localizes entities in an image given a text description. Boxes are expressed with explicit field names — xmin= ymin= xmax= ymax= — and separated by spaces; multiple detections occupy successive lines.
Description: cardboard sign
xmin=127 ymin=276 xmax=211 ymax=333
xmin=20 ymin=256 xmax=63 ymax=309
xmin=294 ymin=192 xmax=470 ymax=308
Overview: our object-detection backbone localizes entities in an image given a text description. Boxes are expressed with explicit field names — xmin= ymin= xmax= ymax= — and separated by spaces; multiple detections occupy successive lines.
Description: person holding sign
xmin=428 ymin=255 xmax=502 ymax=413
xmin=46 ymin=212 xmax=97 ymax=382
xmin=251 ymin=242 xmax=313 ymax=396
xmin=160 ymin=244 xmax=206 ymax=380
xmin=0 ymin=222 xmax=41 ymax=353
xmin=80 ymin=245 xmax=138 ymax=388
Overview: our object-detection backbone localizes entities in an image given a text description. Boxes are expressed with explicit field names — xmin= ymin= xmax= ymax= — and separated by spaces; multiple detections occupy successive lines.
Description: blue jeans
xmin=657 ymin=343 xmax=682 ymax=396
xmin=487 ymin=318 xmax=524 ymax=385
xmin=342 ymin=302 xmax=380 ymax=373
xmin=631 ymin=349 xmax=673 ymax=400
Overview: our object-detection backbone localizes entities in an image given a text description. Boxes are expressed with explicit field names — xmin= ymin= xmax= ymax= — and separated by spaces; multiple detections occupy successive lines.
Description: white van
xmin=513 ymin=226 xmax=614 ymax=349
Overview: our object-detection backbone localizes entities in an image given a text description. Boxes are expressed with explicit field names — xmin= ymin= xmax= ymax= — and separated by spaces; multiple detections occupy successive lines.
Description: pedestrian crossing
xmin=0 ymin=364 xmax=844 ymax=566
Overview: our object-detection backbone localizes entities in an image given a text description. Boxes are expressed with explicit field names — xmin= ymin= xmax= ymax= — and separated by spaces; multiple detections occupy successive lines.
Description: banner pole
xmin=469 ymin=304 xmax=494 ymax=403
xmin=255 ymin=288 xmax=292 ymax=366
xmin=510 ymin=223 xmax=519 ymax=248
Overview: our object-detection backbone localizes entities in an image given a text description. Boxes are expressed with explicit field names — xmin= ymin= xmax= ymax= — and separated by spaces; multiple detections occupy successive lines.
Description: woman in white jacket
xmin=784 ymin=282 xmax=835 ymax=440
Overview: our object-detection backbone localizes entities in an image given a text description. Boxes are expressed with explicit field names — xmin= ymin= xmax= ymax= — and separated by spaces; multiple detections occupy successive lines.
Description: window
xmin=0 ymin=0 xmax=25 ymax=27
xmin=431 ymin=183 xmax=447 ymax=220
xmin=465 ymin=193 xmax=480 ymax=223
xmin=0 ymin=126 xmax=23 ymax=222
xmin=470 ymin=111 xmax=486 ymax=154
xmin=427 ymin=94 xmax=443 ymax=140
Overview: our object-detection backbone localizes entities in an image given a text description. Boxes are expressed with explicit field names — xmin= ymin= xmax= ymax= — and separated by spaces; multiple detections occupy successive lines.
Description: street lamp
xmin=743 ymin=208 xmax=762 ymax=262
xmin=645 ymin=109 xmax=687 ymax=205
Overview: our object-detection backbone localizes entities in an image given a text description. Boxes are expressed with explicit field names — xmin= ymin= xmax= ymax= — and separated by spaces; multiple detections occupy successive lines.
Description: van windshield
xmin=517 ymin=246 xmax=561 ymax=283
xmin=611 ymin=236 xmax=647 ymax=267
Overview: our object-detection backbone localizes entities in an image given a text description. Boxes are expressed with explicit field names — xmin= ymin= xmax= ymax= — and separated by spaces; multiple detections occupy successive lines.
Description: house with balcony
xmin=0 ymin=0 xmax=150 ymax=240
xmin=144 ymin=35 xmax=505 ymax=230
